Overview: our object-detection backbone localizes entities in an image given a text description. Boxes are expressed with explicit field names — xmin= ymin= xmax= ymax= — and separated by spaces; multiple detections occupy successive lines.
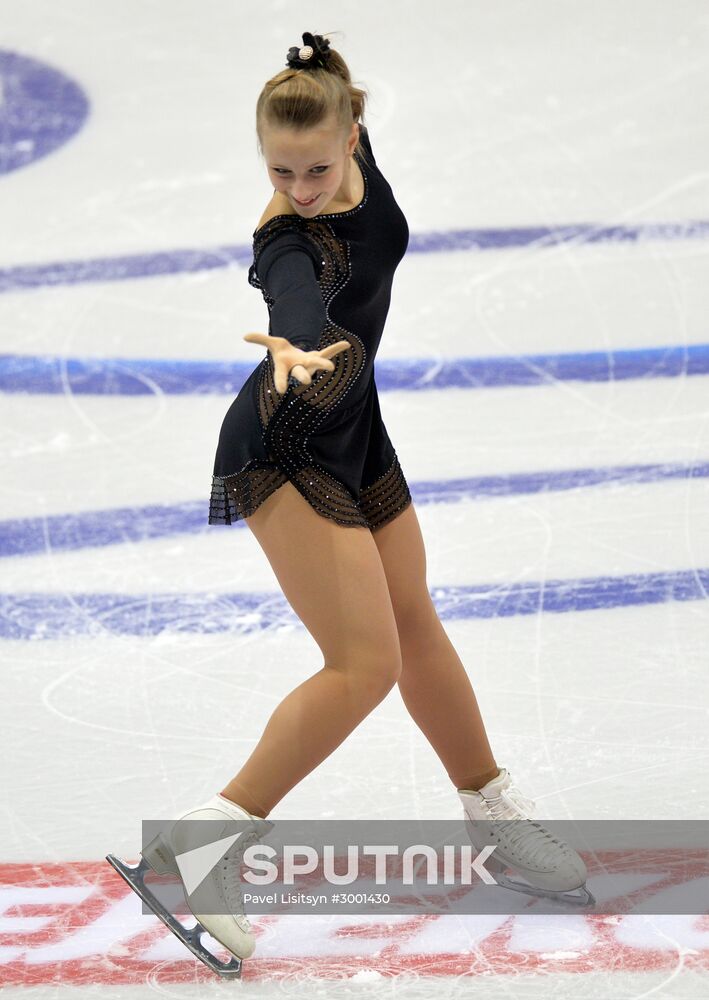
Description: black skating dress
xmin=209 ymin=123 xmax=412 ymax=531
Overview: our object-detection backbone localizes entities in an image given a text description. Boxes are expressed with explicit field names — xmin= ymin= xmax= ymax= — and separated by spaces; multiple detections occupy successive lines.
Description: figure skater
xmin=107 ymin=31 xmax=592 ymax=978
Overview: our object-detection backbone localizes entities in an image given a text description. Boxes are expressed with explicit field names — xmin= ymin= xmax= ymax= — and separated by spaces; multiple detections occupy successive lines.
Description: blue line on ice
xmin=1 ymin=460 xmax=706 ymax=558
xmin=2 ymin=566 xmax=708 ymax=639
xmin=1 ymin=219 xmax=708 ymax=293
xmin=2 ymin=343 xmax=709 ymax=394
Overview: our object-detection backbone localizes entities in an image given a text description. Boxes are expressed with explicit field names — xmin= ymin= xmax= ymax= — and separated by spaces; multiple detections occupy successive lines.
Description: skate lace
xmin=485 ymin=785 xmax=565 ymax=867
xmin=490 ymin=785 xmax=536 ymax=820
xmin=220 ymin=820 xmax=274 ymax=919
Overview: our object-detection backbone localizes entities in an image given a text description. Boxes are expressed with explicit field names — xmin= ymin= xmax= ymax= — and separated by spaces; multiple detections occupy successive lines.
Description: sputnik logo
xmin=169 ymin=827 xmax=499 ymax=892
xmin=173 ymin=829 xmax=244 ymax=895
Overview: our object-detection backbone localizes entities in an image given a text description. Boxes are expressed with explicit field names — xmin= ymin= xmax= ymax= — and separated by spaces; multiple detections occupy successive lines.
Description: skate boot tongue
xmin=464 ymin=768 xmax=536 ymax=820
xmin=476 ymin=768 xmax=510 ymax=798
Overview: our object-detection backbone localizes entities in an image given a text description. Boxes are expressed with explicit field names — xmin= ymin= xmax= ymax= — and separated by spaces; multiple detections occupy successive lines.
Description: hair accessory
xmin=286 ymin=31 xmax=332 ymax=70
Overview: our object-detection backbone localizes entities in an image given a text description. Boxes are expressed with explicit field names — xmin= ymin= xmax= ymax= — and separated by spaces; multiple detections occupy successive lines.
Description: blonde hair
xmin=255 ymin=32 xmax=371 ymax=166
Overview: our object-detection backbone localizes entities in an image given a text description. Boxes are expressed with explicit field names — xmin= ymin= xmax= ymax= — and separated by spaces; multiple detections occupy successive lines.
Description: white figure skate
xmin=458 ymin=768 xmax=595 ymax=907
xmin=106 ymin=793 xmax=273 ymax=978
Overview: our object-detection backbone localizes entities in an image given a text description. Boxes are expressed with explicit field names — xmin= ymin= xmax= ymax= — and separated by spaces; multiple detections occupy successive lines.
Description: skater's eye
xmin=273 ymin=166 xmax=329 ymax=175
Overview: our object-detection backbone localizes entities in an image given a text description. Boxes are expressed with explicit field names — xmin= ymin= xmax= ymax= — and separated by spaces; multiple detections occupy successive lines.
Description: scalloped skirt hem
xmin=209 ymin=453 xmax=412 ymax=533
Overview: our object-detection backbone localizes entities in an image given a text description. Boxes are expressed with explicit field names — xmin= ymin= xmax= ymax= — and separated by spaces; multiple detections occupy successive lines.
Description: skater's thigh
xmin=245 ymin=481 xmax=401 ymax=668
xmin=371 ymin=501 xmax=438 ymax=639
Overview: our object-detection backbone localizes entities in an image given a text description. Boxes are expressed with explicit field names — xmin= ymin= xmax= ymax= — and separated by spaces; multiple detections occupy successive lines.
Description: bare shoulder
xmin=255 ymin=192 xmax=296 ymax=231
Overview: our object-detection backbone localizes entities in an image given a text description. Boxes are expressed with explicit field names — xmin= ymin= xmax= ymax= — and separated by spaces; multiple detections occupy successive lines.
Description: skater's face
xmin=262 ymin=115 xmax=359 ymax=217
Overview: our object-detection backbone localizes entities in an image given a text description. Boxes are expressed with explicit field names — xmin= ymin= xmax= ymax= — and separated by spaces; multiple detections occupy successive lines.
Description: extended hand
xmin=243 ymin=333 xmax=352 ymax=396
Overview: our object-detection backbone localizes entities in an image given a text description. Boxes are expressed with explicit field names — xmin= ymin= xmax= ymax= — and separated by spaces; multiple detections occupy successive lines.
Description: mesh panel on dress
xmin=210 ymin=206 xmax=412 ymax=531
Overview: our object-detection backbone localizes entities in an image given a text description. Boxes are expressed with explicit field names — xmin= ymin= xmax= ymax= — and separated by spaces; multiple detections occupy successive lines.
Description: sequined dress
xmin=209 ymin=123 xmax=412 ymax=531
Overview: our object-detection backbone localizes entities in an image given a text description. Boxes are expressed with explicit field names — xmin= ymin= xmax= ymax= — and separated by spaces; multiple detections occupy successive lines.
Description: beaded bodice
xmin=247 ymin=124 xmax=409 ymax=390
xmin=209 ymin=124 xmax=413 ymax=533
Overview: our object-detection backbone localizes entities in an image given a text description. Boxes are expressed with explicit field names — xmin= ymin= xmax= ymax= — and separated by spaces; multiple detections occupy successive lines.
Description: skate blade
xmin=105 ymin=853 xmax=243 ymax=979
xmin=495 ymin=872 xmax=596 ymax=908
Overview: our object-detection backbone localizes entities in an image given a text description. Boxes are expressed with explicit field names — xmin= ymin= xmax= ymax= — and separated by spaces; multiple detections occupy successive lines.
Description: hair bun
xmin=286 ymin=31 xmax=332 ymax=70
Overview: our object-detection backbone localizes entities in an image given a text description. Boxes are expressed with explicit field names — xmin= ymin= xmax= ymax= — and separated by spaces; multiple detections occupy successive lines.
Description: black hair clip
xmin=286 ymin=31 xmax=332 ymax=70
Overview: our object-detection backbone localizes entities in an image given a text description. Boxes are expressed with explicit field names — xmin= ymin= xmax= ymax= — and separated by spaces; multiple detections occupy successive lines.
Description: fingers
xmin=274 ymin=363 xmax=311 ymax=396
xmin=244 ymin=333 xmax=351 ymax=363
xmin=274 ymin=363 xmax=288 ymax=395
xmin=260 ymin=337 xmax=352 ymax=395
xmin=318 ymin=340 xmax=352 ymax=360
xmin=243 ymin=332 xmax=271 ymax=347
xmin=291 ymin=364 xmax=312 ymax=387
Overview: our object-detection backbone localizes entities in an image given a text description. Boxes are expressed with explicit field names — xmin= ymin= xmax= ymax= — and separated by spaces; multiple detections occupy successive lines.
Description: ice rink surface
xmin=1 ymin=0 xmax=708 ymax=995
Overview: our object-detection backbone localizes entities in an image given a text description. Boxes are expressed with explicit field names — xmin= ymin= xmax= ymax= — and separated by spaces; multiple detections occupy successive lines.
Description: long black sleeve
xmin=255 ymin=232 xmax=327 ymax=352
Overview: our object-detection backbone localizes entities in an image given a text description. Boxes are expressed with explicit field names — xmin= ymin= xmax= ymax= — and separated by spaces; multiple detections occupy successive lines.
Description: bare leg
xmin=221 ymin=481 xmax=402 ymax=818
xmin=397 ymin=612 xmax=499 ymax=791
xmin=371 ymin=503 xmax=499 ymax=791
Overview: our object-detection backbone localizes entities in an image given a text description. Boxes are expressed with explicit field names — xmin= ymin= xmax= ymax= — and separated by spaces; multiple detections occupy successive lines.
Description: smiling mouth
xmin=294 ymin=195 xmax=318 ymax=206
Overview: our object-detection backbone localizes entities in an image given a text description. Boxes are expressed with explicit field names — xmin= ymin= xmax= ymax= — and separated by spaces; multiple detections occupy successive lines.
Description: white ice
xmin=1 ymin=0 xmax=708 ymax=997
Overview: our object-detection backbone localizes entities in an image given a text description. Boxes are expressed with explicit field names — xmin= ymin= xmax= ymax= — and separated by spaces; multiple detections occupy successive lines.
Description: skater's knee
xmin=326 ymin=644 xmax=402 ymax=701
xmin=369 ymin=653 xmax=402 ymax=696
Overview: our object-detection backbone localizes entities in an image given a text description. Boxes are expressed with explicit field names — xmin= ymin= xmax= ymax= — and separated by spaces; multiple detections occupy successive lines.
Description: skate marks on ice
xmin=1 ymin=565 xmax=708 ymax=639
xmin=2 ymin=215 xmax=708 ymax=294
xmin=1 ymin=455 xmax=708 ymax=557
xmin=1 ymin=859 xmax=709 ymax=991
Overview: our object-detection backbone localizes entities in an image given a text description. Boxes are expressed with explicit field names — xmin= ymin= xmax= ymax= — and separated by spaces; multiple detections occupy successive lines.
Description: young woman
xmin=108 ymin=31 xmax=592 ymax=977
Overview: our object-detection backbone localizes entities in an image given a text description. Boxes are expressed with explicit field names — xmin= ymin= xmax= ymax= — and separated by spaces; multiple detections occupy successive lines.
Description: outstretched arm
xmin=245 ymin=232 xmax=350 ymax=394
xmin=256 ymin=236 xmax=327 ymax=352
